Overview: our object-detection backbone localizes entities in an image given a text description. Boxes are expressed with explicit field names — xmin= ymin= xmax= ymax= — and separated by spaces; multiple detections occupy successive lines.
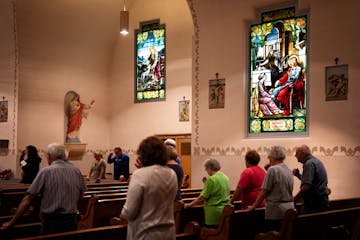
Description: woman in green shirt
xmin=185 ymin=158 xmax=230 ymax=227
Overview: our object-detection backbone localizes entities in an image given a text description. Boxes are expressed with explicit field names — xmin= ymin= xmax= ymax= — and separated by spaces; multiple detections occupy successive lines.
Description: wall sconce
xmin=120 ymin=0 xmax=129 ymax=35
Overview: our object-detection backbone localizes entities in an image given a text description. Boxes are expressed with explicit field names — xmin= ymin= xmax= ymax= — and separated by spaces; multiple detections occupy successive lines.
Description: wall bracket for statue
xmin=64 ymin=91 xmax=94 ymax=159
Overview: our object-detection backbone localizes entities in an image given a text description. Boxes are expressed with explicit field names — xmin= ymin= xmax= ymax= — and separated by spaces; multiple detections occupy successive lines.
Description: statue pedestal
xmin=64 ymin=142 xmax=87 ymax=160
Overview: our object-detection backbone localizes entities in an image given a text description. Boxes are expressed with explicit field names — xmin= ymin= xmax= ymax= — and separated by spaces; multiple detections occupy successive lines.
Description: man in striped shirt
xmin=0 ymin=143 xmax=86 ymax=234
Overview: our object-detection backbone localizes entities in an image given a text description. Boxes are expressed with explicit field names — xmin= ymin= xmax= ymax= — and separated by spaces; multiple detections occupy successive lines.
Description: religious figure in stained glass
xmin=135 ymin=20 xmax=166 ymax=102
xmin=249 ymin=10 xmax=307 ymax=134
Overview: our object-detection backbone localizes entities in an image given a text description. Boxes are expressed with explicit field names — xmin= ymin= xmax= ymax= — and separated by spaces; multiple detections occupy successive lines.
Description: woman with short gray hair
xmin=185 ymin=158 xmax=230 ymax=228
xmin=248 ymin=146 xmax=294 ymax=232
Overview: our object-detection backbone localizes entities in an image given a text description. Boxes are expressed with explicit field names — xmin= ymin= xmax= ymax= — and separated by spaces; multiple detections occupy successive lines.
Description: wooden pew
xmin=78 ymin=196 xmax=126 ymax=229
xmin=86 ymin=185 xmax=128 ymax=191
xmin=13 ymin=222 xmax=199 ymax=240
xmin=256 ymin=206 xmax=360 ymax=240
xmin=180 ymin=188 xmax=202 ymax=193
xmin=174 ymin=201 xmax=183 ymax=233
xmin=179 ymin=205 xmax=205 ymax=232
xmin=329 ymin=197 xmax=360 ymax=210
xmin=0 ymin=191 xmax=27 ymax=215
xmin=0 ymin=213 xmax=39 ymax=225
xmin=13 ymin=225 xmax=127 ymax=240
xmin=2 ymin=222 xmax=42 ymax=240
xmin=199 ymin=205 xmax=234 ymax=240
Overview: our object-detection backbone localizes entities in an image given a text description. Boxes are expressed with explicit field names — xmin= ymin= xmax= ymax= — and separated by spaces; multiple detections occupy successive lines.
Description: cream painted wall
xmin=0 ymin=0 xmax=18 ymax=172
xmin=1 ymin=0 xmax=193 ymax=177
xmin=109 ymin=0 xmax=193 ymax=161
xmin=14 ymin=0 xmax=120 ymax=175
xmin=190 ymin=0 xmax=360 ymax=199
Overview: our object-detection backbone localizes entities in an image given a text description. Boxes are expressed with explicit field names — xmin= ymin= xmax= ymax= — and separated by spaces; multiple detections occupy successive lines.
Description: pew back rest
xmin=292 ymin=207 xmax=360 ymax=240
xmin=14 ymin=225 xmax=127 ymax=240
xmin=78 ymin=196 xmax=126 ymax=229
xmin=329 ymin=198 xmax=360 ymax=210
xmin=229 ymin=208 xmax=266 ymax=240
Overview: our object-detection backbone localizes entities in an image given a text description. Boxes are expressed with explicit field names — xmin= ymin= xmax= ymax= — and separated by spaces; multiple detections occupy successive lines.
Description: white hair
xmin=47 ymin=143 xmax=68 ymax=160
xmin=204 ymin=158 xmax=221 ymax=171
xmin=268 ymin=146 xmax=286 ymax=161
xmin=164 ymin=138 xmax=176 ymax=148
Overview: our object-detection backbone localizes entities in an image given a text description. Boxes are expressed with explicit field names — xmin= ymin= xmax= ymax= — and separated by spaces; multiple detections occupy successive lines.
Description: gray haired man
xmin=0 ymin=143 xmax=86 ymax=234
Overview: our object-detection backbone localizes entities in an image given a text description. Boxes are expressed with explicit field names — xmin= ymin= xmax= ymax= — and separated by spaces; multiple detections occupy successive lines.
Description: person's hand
xmin=109 ymin=152 xmax=114 ymax=157
xmin=202 ymin=177 xmax=207 ymax=183
xmin=0 ymin=221 xmax=13 ymax=231
xmin=247 ymin=205 xmax=255 ymax=211
xmin=184 ymin=203 xmax=191 ymax=209
xmin=293 ymin=168 xmax=300 ymax=177
xmin=85 ymin=176 xmax=90 ymax=181
xmin=119 ymin=175 xmax=126 ymax=182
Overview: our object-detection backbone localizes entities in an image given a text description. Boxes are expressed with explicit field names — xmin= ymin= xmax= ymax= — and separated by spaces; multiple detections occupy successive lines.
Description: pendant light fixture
xmin=120 ymin=0 xmax=129 ymax=35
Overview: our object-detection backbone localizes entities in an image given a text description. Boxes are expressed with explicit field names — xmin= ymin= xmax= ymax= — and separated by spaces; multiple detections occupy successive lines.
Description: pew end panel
xmin=199 ymin=205 xmax=234 ymax=240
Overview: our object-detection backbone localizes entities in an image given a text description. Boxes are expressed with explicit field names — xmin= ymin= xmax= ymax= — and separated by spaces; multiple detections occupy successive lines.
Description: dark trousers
xmin=264 ymin=219 xmax=282 ymax=232
xmin=302 ymin=195 xmax=329 ymax=214
xmin=41 ymin=213 xmax=77 ymax=235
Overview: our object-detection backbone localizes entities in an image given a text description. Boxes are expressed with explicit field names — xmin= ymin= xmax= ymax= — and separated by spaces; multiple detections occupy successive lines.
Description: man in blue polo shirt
xmin=107 ymin=147 xmax=129 ymax=181
xmin=293 ymin=145 xmax=329 ymax=214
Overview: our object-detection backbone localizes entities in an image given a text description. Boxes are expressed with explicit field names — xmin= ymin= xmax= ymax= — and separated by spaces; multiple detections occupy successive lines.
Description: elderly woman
xmin=185 ymin=159 xmax=230 ymax=228
xmin=248 ymin=146 xmax=294 ymax=231
xmin=231 ymin=150 xmax=266 ymax=209
xmin=119 ymin=136 xmax=178 ymax=240
xmin=86 ymin=152 xmax=106 ymax=180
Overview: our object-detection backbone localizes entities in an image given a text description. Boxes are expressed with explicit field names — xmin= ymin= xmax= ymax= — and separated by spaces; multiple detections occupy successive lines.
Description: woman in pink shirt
xmin=231 ymin=150 xmax=266 ymax=209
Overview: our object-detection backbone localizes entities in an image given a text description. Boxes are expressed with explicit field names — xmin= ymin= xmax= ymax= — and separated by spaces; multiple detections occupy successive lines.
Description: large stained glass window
xmin=249 ymin=10 xmax=307 ymax=134
xmin=135 ymin=20 xmax=166 ymax=103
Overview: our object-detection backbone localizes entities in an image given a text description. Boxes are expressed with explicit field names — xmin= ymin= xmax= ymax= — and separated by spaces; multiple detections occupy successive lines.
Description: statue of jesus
xmin=65 ymin=91 xmax=94 ymax=142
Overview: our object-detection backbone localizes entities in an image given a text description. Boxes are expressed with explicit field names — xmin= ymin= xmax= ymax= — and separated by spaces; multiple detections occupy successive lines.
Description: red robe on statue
xmin=68 ymin=103 xmax=84 ymax=133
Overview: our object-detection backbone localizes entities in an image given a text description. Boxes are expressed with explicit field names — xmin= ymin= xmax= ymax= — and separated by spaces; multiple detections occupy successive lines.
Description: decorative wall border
xmin=187 ymin=0 xmax=200 ymax=147
xmin=194 ymin=146 xmax=360 ymax=157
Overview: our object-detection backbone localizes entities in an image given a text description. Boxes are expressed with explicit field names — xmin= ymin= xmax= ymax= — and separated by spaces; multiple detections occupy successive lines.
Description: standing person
xmin=248 ymin=146 xmax=294 ymax=232
xmin=166 ymin=145 xmax=184 ymax=201
xmin=293 ymin=145 xmax=329 ymax=214
xmin=185 ymin=159 xmax=230 ymax=228
xmin=86 ymin=152 xmax=106 ymax=180
xmin=164 ymin=139 xmax=181 ymax=165
xmin=107 ymin=147 xmax=129 ymax=181
xmin=119 ymin=136 xmax=177 ymax=240
xmin=0 ymin=143 xmax=86 ymax=234
xmin=20 ymin=145 xmax=42 ymax=184
xmin=231 ymin=150 xmax=266 ymax=209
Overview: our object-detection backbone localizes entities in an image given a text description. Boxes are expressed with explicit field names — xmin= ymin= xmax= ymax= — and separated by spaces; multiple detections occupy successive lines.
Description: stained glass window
xmin=249 ymin=10 xmax=307 ymax=134
xmin=135 ymin=20 xmax=166 ymax=103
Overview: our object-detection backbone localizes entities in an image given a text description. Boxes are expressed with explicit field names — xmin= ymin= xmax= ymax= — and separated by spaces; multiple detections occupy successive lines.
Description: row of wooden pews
xmin=2 ymin=181 xmax=359 ymax=240
xmin=256 ymin=206 xmax=360 ymax=240
xmin=0 ymin=184 xmax=205 ymax=239
xmin=198 ymin=198 xmax=360 ymax=240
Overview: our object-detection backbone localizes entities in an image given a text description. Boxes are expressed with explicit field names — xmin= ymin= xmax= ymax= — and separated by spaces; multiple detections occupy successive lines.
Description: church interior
xmin=0 ymin=0 xmax=359 ymax=239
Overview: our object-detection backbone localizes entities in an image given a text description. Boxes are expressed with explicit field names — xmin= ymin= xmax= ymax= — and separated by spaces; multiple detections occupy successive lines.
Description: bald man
xmin=293 ymin=145 xmax=329 ymax=214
